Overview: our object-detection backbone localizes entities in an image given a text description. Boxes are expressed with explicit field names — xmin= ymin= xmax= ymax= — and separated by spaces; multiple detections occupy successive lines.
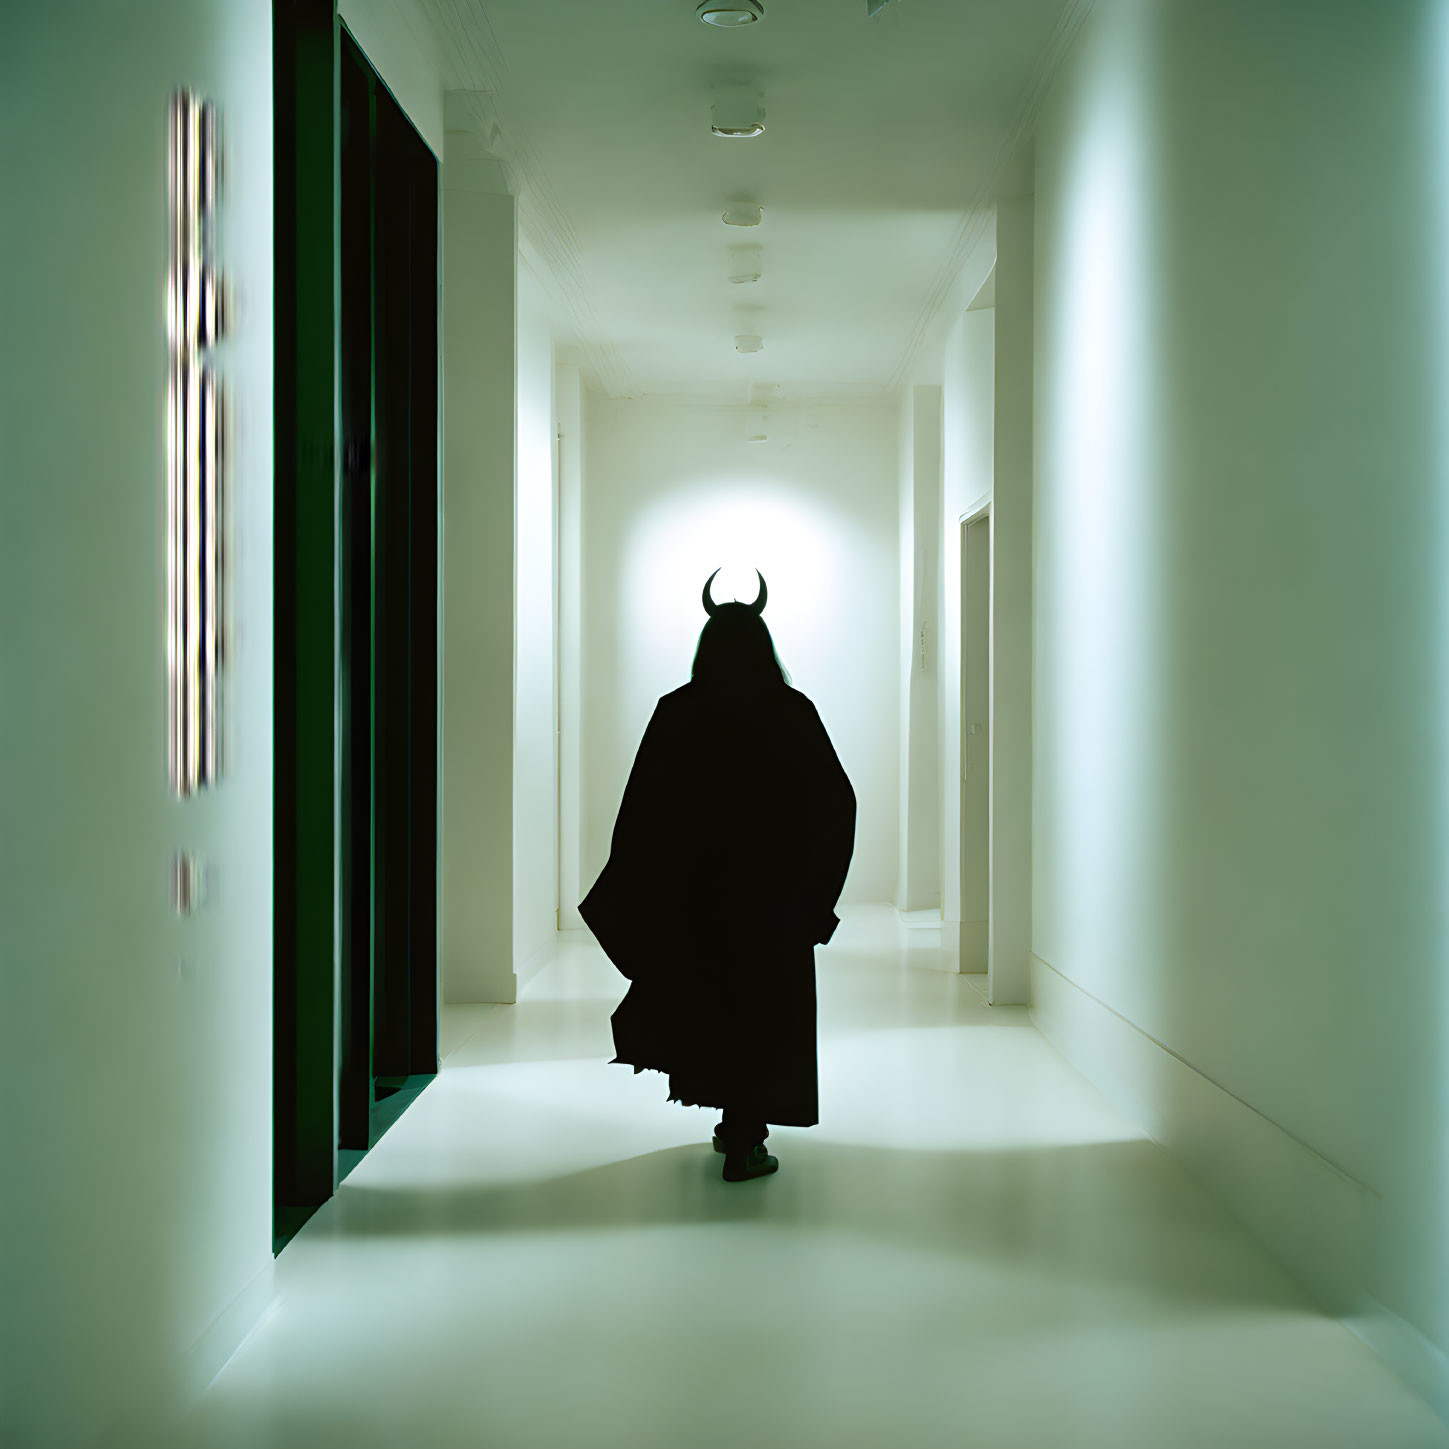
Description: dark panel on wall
xmin=405 ymin=130 xmax=441 ymax=1075
xmin=373 ymin=91 xmax=441 ymax=1080
xmin=335 ymin=28 xmax=442 ymax=1157
xmin=275 ymin=3 xmax=439 ymax=1247
xmin=273 ymin=0 xmax=340 ymax=1230
xmin=337 ymin=27 xmax=376 ymax=1153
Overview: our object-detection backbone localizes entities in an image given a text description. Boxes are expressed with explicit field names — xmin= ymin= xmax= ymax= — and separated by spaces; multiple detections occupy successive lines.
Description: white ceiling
xmin=416 ymin=0 xmax=1074 ymax=402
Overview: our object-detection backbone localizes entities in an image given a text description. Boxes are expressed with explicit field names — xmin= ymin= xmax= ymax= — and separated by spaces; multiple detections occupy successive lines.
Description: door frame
xmin=959 ymin=501 xmax=993 ymax=995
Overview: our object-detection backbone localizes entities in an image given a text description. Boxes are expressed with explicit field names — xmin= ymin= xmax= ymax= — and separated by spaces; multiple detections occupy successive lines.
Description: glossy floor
xmin=172 ymin=909 xmax=1449 ymax=1449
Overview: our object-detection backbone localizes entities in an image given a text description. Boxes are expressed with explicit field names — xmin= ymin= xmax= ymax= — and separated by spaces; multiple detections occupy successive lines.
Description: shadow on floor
xmin=331 ymin=1134 xmax=1312 ymax=1319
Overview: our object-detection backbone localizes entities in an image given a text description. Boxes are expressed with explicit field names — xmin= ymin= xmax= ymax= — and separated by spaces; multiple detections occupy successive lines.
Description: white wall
xmin=898 ymin=386 xmax=943 ymax=913
xmin=1030 ymin=0 xmax=1449 ymax=1411
xmin=557 ymin=365 xmax=586 ymax=930
xmin=2 ymin=3 xmax=275 ymax=1443
xmin=896 ymin=387 xmax=916 ymax=905
xmin=900 ymin=225 xmax=997 ymax=941
xmin=578 ymin=399 xmax=900 ymax=909
xmin=441 ymin=156 xmax=518 ymax=1002
xmin=339 ymin=0 xmax=445 ymax=158
xmin=929 ymin=230 xmax=1032 ymax=1006
xmin=987 ymin=196 xmax=1034 ymax=1006
xmin=514 ymin=267 xmax=558 ymax=989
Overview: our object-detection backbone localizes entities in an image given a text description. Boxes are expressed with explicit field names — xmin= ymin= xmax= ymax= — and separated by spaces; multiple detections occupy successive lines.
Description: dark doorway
xmin=336 ymin=25 xmax=441 ymax=1179
xmin=273 ymin=1 xmax=440 ymax=1252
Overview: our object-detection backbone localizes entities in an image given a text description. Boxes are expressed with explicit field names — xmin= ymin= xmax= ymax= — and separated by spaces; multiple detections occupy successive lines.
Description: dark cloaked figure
xmin=580 ymin=570 xmax=856 ymax=1180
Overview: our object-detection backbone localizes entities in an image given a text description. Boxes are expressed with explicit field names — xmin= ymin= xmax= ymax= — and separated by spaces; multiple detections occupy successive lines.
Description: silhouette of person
xmin=580 ymin=569 xmax=856 ymax=1181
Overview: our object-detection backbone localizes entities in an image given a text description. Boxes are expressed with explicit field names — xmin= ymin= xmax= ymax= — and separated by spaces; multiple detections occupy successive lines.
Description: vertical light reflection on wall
xmin=1037 ymin=0 xmax=1161 ymax=994
xmin=167 ymin=95 xmax=186 ymax=791
xmin=1430 ymin=0 xmax=1449 ymax=1325
xmin=167 ymin=90 xmax=224 ymax=797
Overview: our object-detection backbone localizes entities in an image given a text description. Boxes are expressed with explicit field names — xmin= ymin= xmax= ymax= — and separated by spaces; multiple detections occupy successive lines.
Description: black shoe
xmin=722 ymin=1143 xmax=779 ymax=1182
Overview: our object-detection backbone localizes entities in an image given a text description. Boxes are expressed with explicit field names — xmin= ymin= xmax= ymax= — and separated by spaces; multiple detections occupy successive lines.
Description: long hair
xmin=691 ymin=603 xmax=791 ymax=689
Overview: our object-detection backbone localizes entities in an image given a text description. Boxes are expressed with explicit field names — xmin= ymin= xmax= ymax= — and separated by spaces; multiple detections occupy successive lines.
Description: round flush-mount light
xmin=723 ymin=204 xmax=763 ymax=227
xmin=698 ymin=1 xmax=764 ymax=26
xmin=712 ymin=113 xmax=765 ymax=138
xmin=729 ymin=245 xmax=763 ymax=284
xmin=711 ymin=84 xmax=765 ymax=138
xmin=735 ymin=334 xmax=764 ymax=353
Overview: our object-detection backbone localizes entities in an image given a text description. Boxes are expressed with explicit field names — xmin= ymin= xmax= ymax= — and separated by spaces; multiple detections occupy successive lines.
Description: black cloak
xmin=579 ymin=679 xmax=856 ymax=1126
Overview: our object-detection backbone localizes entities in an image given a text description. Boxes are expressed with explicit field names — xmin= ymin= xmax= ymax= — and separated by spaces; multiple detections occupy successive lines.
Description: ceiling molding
xmin=887 ymin=0 xmax=1096 ymax=392
xmin=417 ymin=0 xmax=507 ymax=94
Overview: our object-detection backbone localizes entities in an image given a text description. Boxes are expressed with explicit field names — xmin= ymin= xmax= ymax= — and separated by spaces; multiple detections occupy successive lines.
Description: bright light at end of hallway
xmin=623 ymin=481 xmax=849 ymax=698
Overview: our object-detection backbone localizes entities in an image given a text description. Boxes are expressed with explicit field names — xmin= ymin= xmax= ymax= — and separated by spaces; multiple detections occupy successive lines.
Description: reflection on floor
xmin=171 ymin=907 xmax=1449 ymax=1449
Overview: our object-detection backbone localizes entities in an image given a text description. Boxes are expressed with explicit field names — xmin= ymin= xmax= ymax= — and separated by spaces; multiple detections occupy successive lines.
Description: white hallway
xmin=169 ymin=910 xmax=1448 ymax=1449
xmin=16 ymin=4 xmax=1449 ymax=1445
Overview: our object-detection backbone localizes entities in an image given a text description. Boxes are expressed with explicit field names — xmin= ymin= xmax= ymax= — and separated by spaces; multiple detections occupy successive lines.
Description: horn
xmin=702 ymin=568 xmax=721 ymax=616
xmin=749 ymin=569 xmax=767 ymax=614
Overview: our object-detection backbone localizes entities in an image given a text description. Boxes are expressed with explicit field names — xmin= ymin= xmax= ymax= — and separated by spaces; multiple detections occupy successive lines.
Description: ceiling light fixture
xmin=712 ymin=116 xmax=765 ymax=139
xmin=722 ymin=204 xmax=763 ymax=227
xmin=711 ymin=85 xmax=765 ymax=139
xmin=698 ymin=1 xmax=764 ymax=26
xmin=729 ymin=245 xmax=763 ymax=283
xmin=735 ymin=334 xmax=764 ymax=353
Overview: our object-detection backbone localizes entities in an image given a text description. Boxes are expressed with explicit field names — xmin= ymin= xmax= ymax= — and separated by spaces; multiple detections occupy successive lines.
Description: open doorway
xmin=960 ymin=509 xmax=991 ymax=976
